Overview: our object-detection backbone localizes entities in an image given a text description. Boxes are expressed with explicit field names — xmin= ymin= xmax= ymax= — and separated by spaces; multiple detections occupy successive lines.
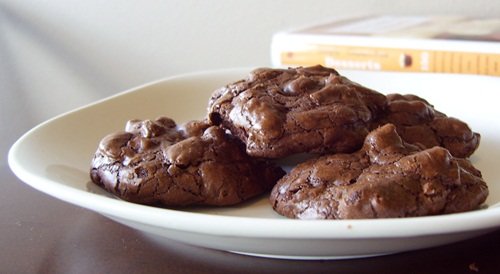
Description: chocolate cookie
xmin=270 ymin=124 xmax=488 ymax=219
xmin=377 ymin=94 xmax=480 ymax=158
xmin=208 ymin=65 xmax=387 ymax=158
xmin=90 ymin=117 xmax=285 ymax=207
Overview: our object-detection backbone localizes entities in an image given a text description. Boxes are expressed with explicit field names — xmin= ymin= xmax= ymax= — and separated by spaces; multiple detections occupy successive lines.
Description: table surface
xmin=1 ymin=164 xmax=500 ymax=273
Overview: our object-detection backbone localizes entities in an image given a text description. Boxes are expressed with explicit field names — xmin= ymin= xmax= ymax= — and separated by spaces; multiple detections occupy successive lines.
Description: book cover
xmin=271 ymin=15 xmax=500 ymax=76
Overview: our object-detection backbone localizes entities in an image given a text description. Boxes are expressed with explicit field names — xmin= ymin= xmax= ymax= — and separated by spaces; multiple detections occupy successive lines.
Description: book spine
xmin=273 ymin=42 xmax=500 ymax=77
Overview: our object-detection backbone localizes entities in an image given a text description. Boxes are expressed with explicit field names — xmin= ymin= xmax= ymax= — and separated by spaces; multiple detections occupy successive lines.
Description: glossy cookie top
xmin=208 ymin=65 xmax=387 ymax=158
xmin=90 ymin=117 xmax=285 ymax=207
xmin=270 ymin=124 xmax=488 ymax=219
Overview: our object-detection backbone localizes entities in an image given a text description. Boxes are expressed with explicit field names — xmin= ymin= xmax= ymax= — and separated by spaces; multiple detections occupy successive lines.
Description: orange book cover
xmin=271 ymin=15 xmax=500 ymax=76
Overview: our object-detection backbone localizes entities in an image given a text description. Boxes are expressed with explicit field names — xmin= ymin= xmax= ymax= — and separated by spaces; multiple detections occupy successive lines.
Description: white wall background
xmin=2 ymin=0 xmax=500 ymax=164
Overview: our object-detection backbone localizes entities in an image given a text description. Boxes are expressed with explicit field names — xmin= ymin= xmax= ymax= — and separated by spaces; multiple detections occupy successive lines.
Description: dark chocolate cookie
xmin=377 ymin=94 xmax=480 ymax=158
xmin=90 ymin=117 xmax=285 ymax=207
xmin=270 ymin=124 xmax=488 ymax=219
xmin=208 ymin=65 xmax=387 ymax=158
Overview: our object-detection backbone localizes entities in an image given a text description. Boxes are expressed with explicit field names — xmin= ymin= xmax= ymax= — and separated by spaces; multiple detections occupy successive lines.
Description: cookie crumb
xmin=468 ymin=262 xmax=479 ymax=272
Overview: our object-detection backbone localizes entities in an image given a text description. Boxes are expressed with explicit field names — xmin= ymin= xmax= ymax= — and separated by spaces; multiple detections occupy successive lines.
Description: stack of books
xmin=271 ymin=15 xmax=500 ymax=76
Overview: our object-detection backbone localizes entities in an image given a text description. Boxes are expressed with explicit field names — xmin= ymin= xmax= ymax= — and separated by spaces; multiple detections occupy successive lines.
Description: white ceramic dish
xmin=8 ymin=68 xmax=500 ymax=260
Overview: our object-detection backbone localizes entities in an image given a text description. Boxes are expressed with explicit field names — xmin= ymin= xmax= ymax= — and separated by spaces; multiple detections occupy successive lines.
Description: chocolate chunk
xmin=90 ymin=117 xmax=285 ymax=207
xmin=270 ymin=124 xmax=488 ymax=219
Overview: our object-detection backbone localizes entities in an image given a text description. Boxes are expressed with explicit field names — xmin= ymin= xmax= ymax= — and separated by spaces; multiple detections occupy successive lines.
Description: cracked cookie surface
xmin=378 ymin=94 xmax=480 ymax=158
xmin=208 ymin=65 xmax=387 ymax=158
xmin=208 ymin=65 xmax=480 ymax=158
xmin=270 ymin=124 xmax=488 ymax=219
xmin=90 ymin=117 xmax=285 ymax=206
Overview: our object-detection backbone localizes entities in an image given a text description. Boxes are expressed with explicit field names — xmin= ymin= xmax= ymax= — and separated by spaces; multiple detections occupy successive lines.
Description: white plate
xmin=8 ymin=68 xmax=500 ymax=260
